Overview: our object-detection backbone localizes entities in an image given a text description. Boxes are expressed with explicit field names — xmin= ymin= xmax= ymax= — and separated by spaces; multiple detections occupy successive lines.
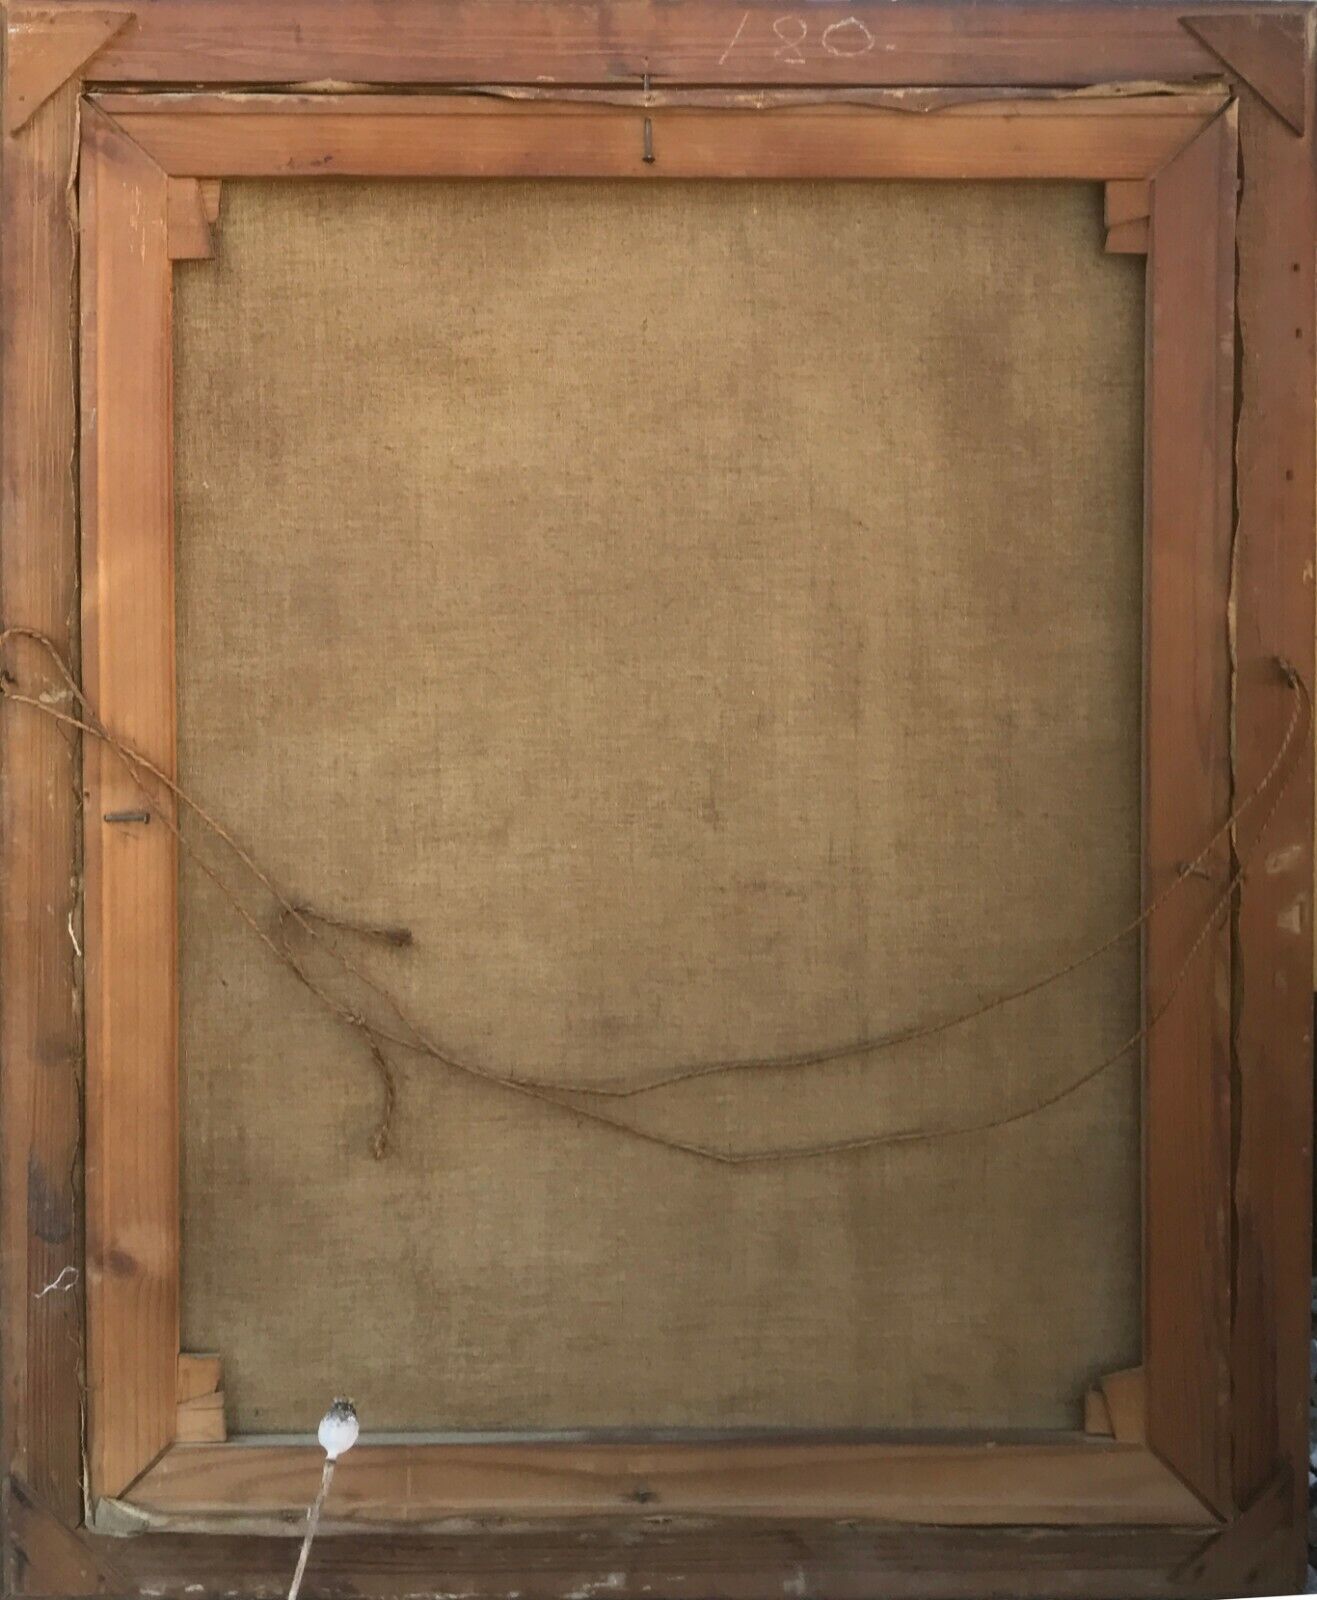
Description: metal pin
xmin=103 ymin=809 xmax=151 ymax=824
xmin=640 ymin=69 xmax=655 ymax=164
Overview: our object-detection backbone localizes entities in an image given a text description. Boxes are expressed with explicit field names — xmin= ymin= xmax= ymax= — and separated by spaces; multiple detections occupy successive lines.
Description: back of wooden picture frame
xmin=2 ymin=6 xmax=1313 ymax=1598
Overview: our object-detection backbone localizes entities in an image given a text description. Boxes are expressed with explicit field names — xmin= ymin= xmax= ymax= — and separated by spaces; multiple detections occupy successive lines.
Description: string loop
xmin=2 ymin=626 xmax=1307 ymax=1165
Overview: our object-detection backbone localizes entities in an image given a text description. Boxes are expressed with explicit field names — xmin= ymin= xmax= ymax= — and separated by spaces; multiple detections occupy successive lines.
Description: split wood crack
xmin=1 ymin=626 xmax=1307 ymax=1165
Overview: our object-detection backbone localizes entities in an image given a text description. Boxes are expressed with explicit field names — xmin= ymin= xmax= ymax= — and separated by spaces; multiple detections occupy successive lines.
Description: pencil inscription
xmin=718 ymin=8 xmax=751 ymax=65
xmin=772 ymin=14 xmax=809 ymax=64
xmin=822 ymin=15 xmax=876 ymax=55
xmin=720 ymin=12 xmax=880 ymax=66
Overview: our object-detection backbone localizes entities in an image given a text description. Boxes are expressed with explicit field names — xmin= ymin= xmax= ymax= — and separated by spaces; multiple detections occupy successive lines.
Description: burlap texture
xmin=174 ymin=179 xmax=1144 ymax=1433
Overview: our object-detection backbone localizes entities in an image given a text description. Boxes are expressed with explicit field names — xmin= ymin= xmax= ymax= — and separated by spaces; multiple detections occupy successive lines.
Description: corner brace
xmin=1182 ymin=12 xmax=1308 ymax=135
xmin=4 ymin=6 xmax=134 ymax=135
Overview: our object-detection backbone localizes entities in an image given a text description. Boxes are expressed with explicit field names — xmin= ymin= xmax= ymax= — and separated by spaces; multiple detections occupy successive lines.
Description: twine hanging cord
xmin=1 ymin=626 xmax=1307 ymax=1166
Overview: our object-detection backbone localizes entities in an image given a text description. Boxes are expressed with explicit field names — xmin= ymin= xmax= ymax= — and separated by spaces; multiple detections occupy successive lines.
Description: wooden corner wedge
xmin=176 ymin=1352 xmax=227 ymax=1442
xmin=166 ymin=177 xmax=222 ymax=260
xmin=1083 ymin=1386 xmax=1115 ymax=1436
xmin=1105 ymin=178 xmax=1151 ymax=252
xmin=176 ymin=1351 xmax=223 ymax=1403
xmin=176 ymin=1393 xmax=227 ymax=1444
xmin=1106 ymin=218 xmax=1150 ymax=254
xmin=1105 ymin=178 xmax=1151 ymax=227
xmin=4 ymin=6 xmax=134 ymax=135
xmin=1182 ymin=12 xmax=1308 ymax=135
xmin=1084 ymin=1367 xmax=1146 ymax=1444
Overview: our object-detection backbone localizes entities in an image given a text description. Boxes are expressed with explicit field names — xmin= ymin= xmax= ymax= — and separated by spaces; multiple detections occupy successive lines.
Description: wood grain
xmin=80 ymin=102 xmax=180 ymax=1504
xmin=1141 ymin=106 xmax=1238 ymax=1523
xmin=1171 ymin=1465 xmax=1294 ymax=1595
xmin=3 ymin=6 xmax=132 ymax=135
xmin=79 ymin=1 xmax=1220 ymax=89
xmin=79 ymin=1520 xmax=1218 ymax=1600
xmin=1229 ymin=40 xmax=1317 ymax=1595
xmin=3 ymin=1477 xmax=121 ymax=1596
xmin=117 ymin=1439 xmax=1215 ymax=1527
xmin=0 ymin=79 xmax=86 ymax=1539
xmin=92 ymin=93 xmax=1218 ymax=182
xmin=1183 ymin=11 xmax=1309 ymax=135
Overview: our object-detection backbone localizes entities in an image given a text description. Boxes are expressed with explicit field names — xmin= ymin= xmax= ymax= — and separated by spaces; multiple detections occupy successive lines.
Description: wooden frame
xmin=2 ymin=6 xmax=1312 ymax=1597
xmin=81 ymin=85 xmax=1237 ymax=1527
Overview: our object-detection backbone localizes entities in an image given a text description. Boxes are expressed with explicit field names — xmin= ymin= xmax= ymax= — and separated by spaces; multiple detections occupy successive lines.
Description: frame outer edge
xmin=1229 ymin=12 xmax=1317 ymax=1592
xmin=0 ymin=73 xmax=87 ymax=1563
xmin=78 ymin=0 xmax=1223 ymax=89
